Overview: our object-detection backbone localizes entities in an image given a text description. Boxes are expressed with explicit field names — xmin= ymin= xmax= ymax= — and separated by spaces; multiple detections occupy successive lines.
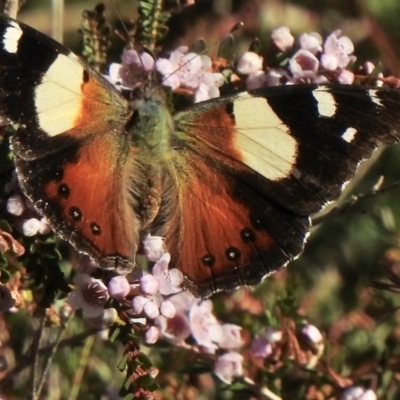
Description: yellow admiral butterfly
xmin=2 ymin=16 xmax=400 ymax=297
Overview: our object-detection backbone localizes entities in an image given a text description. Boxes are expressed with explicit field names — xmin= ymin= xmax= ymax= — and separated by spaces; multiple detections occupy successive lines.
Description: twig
xmin=312 ymin=180 xmax=400 ymax=226
xmin=68 ymin=335 xmax=96 ymax=400
xmin=30 ymin=309 xmax=47 ymax=400
xmin=0 ymin=326 xmax=104 ymax=388
xmin=35 ymin=312 xmax=74 ymax=399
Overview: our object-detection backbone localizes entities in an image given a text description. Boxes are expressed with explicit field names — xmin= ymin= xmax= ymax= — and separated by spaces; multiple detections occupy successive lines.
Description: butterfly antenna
xmin=108 ymin=0 xmax=150 ymax=84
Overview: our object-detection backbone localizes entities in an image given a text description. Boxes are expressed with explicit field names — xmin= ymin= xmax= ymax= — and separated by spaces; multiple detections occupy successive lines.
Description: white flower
xmin=321 ymin=30 xmax=355 ymax=71
xmin=271 ymin=26 xmax=294 ymax=51
xmin=108 ymin=276 xmax=131 ymax=301
xmin=156 ymin=46 xmax=223 ymax=102
xmin=22 ymin=218 xmax=41 ymax=236
xmin=140 ymin=274 xmax=159 ymax=295
xmin=341 ymin=387 xmax=377 ymax=400
xmin=301 ymin=324 xmax=323 ymax=344
xmin=67 ymin=273 xmax=109 ymax=318
xmin=107 ymin=49 xmax=154 ymax=90
xmin=157 ymin=312 xmax=191 ymax=343
xmin=151 ymin=253 xmax=183 ymax=295
xmin=337 ymin=69 xmax=355 ymax=84
xmin=189 ymin=300 xmax=222 ymax=352
xmin=6 ymin=194 xmax=24 ymax=216
xmin=145 ymin=326 xmax=160 ymax=344
xmin=156 ymin=46 xmax=202 ymax=89
xmin=289 ymin=49 xmax=319 ymax=77
xmin=159 ymin=300 xmax=175 ymax=318
xmin=299 ymin=32 xmax=323 ymax=54
xmin=38 ymin=218 xmax=51 ymax=235
xmin=237 ymin=52 xmax=263 ymax=75
xmin=217 ymin=324 xmax=242 ymax=349
xmin=142 ymin=234 xmax=165 ymax=262
xmin=214 ymin=352 xmax=244 ymax=384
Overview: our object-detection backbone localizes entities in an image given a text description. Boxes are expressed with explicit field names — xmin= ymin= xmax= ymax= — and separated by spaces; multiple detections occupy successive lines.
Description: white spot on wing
xmin=341 ymin=127 xmax=357 ymax=143
xmin=368 ymin=89 xmax=383 ymax=107
xmin=3 ymin=20 xmax=22 ymax=53
xmin=35 ymin=53 xmax=84 ymax=136
xmin=233 ymin=96 xmax=298 ymax=181
xmin=312 ymin=88 xmax=336 ymax=117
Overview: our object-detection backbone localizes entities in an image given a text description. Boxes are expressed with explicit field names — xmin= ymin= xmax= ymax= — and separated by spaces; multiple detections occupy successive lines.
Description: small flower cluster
xmin=6 ymin=180 xmax=51 ymax=237
xmin=106 ymin=25 xmax=386 ymax=107
xmin=237 ymin=27 xmax=361 ymax=89
xmin=108 ymin=47 xmax=224 ymax=102
xmin=66 ymin=234 xmax=243 ymax=383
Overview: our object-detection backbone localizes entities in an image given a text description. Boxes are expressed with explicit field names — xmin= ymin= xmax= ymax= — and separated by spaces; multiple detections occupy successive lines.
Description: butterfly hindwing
xmin=155 ymin=151 xmax=310 ymax=296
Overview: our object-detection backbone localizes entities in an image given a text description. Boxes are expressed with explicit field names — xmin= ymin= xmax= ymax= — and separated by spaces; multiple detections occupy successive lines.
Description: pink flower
xmin=108 ymin=276 xmax=131 ymax=301
xmin=246 ymin=68 xmax=288 ymax=89
xmin=214 ymin=352 xmax=244 ymax=384
xmin=299 ymin=32 xmax=322 ymax=54
xmin=251 ymin=328 xmax=282 ymax=358
xmin=361 ymin=61 xmax=376 ymax=75
xmin=237 ymin=52 xmax=263 ymax=75
xmin=321 ymin=30 xmax=355 ymax=71
xmin=341 ymin=387 xmax=377 ymax=400
xmin=142 ymin=234 xmax=165 ymax=262
xmin=337 ymin=69 xmax=355 ymax=84
xmin=21 ymin=218 xmax=41 ymax=237
xmin=38 ymin=218 xmax=51 ymax=234
xmin=289 ymin=49 xmax=319 ymax=77
xmin=140 ymin=274 xmax=159 ymax=295
xmin=271 ymin=26 xmax=294 ymax=51
xmin=159 ymin=300 xmax=176 ymax=318
xmin=67 ymin=273 xmax=109 ymax=318
xmin=132 ymin=293 xmax=176 ymax=320
xmin=6 ymin=194 xmax=24 ymax=216
xmin=299 ymin=323 xmax=324 ymax=359
xmin=108 ymin=49 xmax=154 ymax=89
xmin=156 ymin=46 xmax=223 ymax=102
xmin=301 ymin=323 xmax=323 ymax=344
xmin=145 ymin=326 xmax=160 ymax=344
xmin=246 ymin=71 xmax=269 ymax=90
xmin=157 ymin=312 xmax=191 ymax=343
xmin=189 ymin=300 xmax=222 ymax=352
xmin=132 ymin=295 xmax=157 ymax=318
xmin=251 ymin=336 xmax=273 ymax=358
xmin=151 ymin=253 xmax=183 ymax=295
xmin=218 ymin=324 xmax=242 ymax=350
xmin=156 ymin=46 xmax=204 ymax=89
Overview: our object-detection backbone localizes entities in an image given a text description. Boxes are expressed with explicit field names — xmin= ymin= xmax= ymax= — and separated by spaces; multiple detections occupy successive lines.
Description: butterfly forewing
xmin=0 ymin=17 xmax=139 ymax=271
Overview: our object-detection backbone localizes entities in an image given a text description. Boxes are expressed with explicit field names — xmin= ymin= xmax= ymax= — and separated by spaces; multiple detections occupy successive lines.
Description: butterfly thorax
xmin=128 ymin=86 xmax=174 ymax=164
xmin=126 ymin=86 xmax=174 ymax=228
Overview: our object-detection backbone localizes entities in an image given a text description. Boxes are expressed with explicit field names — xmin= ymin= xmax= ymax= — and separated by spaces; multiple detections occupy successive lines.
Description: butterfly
xmin=2 ymin=16 xmax=400 ymax=298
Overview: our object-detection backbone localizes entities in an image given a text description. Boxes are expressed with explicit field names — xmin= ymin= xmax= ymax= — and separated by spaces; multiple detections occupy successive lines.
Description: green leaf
xmin=137 ymin=352 xmax=153 ymax=369
xmin=0 ymin=266 xmax=11 ymax=282
xmin=136 ymin=374 xmax=157 ymax=388
xmin=117 ymin=352 xmax=129 ymax=371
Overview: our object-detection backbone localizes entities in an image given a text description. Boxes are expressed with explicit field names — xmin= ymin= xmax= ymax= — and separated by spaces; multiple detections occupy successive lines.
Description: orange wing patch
xmin=159 ymin=153 xmax=308 ymax=297
xmin=16 ymin=131 xmax=140 ymax=272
